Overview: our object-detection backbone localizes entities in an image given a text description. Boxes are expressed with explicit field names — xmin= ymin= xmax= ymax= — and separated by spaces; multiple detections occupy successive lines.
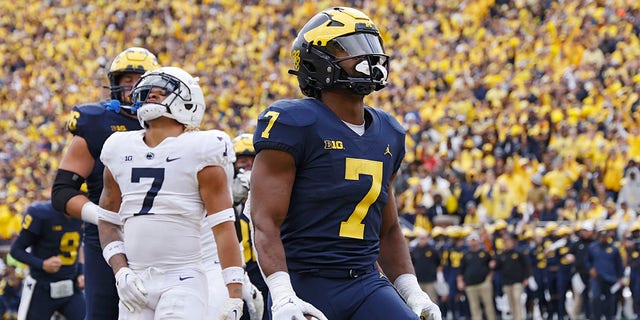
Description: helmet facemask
xmin=107 ymin=47 xmax=160 ymax=111
xmin=130 ymin=68 xmax=204 ymax=129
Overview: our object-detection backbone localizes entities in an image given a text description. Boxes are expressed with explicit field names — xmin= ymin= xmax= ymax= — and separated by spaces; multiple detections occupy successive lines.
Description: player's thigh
xmin=155 ymin=271 xmax=208 ymax=320
xmin=83 ymin=239 xmax=119 ymax=319
xmin=118 ymin=302 xmax=154 ymax=320
xmin=25 ymin=285 xmax=56 ymax=320
xmin=351 ymin=280 xmax=418 ymax=320
xmin=205 ymin=265 xmax=229 ymax=318
xmin=60 ymin=292 xmax=86 ymax=320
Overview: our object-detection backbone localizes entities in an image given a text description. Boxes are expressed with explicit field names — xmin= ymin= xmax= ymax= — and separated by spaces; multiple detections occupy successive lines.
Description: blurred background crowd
xmin=1 ymin=0 xmax=640 ymax=318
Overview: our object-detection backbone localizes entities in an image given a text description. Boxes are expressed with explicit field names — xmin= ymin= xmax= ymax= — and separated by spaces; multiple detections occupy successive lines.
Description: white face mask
xmin=354 ymin=60 xmax=388 ymax=82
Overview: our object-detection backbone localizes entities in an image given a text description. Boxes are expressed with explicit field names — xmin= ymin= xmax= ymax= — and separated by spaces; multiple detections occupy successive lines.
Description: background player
xmin=98 ymin=66 xmax=244 ymax=319
xmin=250 ymin=7 xmax=441 ymax=320
xmin=50 ymin=47 xmax=159 ymax=319
xmin=10 ymin=201 xmax=84 ymax=320
xmin=231 ymin=133 xmax=267 ymax=320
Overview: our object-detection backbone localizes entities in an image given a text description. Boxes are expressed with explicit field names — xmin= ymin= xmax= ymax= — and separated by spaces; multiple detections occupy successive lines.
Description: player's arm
xmin=250 ymin=148 xmax=326 ymax=320
xmin=199 ymin=164 xmax=246 ymax=317
xmin=99 ymin=166 xmax=148 ymax=312
xmin=250 ymin=148 xmax=294 ymax=277
xmin=379 ymin=173 xmax=415 ymax=281
xmin=98 ymin=167 xmax=127 ymax=272
xmin=52 ymin=135 xmax=99 ymax=224
xmin=380 ymin=174 xmax=442 ymax=320
xmin=10 ymin=221 xmax=44 ymax=271
xmin=199 ymin=165 xmax=244 ymax=298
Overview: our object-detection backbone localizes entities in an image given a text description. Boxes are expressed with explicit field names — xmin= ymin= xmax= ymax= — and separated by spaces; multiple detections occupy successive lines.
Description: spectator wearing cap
xmin=494 ymin=233 xmax=531 ymax=320
xmin=585 ymin=197 xmax=607 ymax=221
xmin=550 ymin=225 xmax=575 ymax=320
xmin=458 ymin=232 xmax=496 ymax=320
xmin=570 ymin=220 xmax=595 ymax=320
xmin=587 ymin=224 xmax=624 ymax=320
xmin=442 ymin=226 xmax=469 ymax=319
xmin=409 ymin=228 xmax=441 ymax=312
xmin=530 ymin=227 xmax=552 ymax=318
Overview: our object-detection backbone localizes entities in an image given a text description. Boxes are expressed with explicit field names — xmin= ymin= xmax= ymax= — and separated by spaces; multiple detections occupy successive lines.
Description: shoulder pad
xmin=67 ymin=103 xmax=108 ymax=134
xmin=72 ymin=103 xmax=109 ymax=116
xmin=260 ymin=99 xmax=318 ymax=127
xmin=370 ymin=107 xmax=405 ymax=134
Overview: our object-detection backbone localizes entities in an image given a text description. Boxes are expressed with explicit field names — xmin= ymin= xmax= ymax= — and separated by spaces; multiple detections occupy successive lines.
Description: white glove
xmin=115 ymin=267 xmax=147 ymax=313
xmin=406 ymin=292 xmax=442 ymax=320
xmin=272 ymin=296 xmax=327 ymax=320
xmin=219 ymin=297 xmax=244 ymax=320
xmin=395 ymin=274 xmax=442 ymax=320
xmin=232 ymin=169 xmax=251 ymax=204
xmin=243 ymin=272 xmax=264 ymax=320
xmin=266 ymin=272 xmax=328 ymax=320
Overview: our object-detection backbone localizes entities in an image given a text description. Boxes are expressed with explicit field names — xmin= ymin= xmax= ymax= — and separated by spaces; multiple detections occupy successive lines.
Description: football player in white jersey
xmin=98 ymin=66 xmax=244 ymax=319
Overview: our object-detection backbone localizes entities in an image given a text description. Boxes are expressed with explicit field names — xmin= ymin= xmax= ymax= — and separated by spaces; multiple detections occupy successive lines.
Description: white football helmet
xmin=131 ymin=66 xmax=205 ymax=128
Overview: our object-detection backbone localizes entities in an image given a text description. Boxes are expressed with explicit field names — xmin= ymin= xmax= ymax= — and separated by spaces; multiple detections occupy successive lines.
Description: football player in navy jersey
xmin=51 ymin=47 xmax=160 ymax=319
xmin=250 ymin=7 xmax=441 ymax=320
xmin=10 ymin=201 xmax=84 ymax=320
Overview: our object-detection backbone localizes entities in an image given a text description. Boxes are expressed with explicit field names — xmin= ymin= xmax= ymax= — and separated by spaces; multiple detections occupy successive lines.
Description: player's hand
xmin=43 ymin=256 xmax=62 ymax=273
xmin=219 ymin=297 xmax=244 ymax=320
xmin=406 ymin=291 xmax=442 ymax=320
xmin=232 ymin=169 xmax=251 ymax=204
xmin=243 ymin=273 xmax=264 ymax=320
xmin=271 ymin=295 xmax=328 ymax=320
xmin=115 ymin=267 xmax=148 ymax=312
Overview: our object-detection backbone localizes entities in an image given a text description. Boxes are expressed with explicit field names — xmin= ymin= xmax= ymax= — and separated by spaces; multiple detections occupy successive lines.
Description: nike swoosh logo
xmin=166 ymin=156 xmax=181 ymax=162
xmin=179 ymin=276 xmax=194 ymax=281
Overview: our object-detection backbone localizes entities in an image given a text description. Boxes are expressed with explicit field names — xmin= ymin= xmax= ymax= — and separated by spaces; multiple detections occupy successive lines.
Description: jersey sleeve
xmin=9 ymin=206 xmax=45 ymax=269
xmin=100 ymin=131 xmax=122 ymax=170
xmin=67 ymin=103 xmax=108 ymax=159
xmin=196 ymin=130 xmax=235 ymax=171
xmin=377 ymin=109 xmax=406 ymax=173
xmin=253 ymin=99 xmax=317 ymax=166
xmin=66 ymin=104 xmax=105 ymax=136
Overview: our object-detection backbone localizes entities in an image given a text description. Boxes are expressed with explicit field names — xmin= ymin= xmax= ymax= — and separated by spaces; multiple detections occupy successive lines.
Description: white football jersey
xmin=100 ymin=129 xmax=235 ymax=270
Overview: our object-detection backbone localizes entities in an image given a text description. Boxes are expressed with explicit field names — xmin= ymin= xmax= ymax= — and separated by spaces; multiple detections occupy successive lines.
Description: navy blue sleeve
xmin=10 ymin=229 xmax=44 ymax=271
xmin=253 ymin=99 xmax=317 ymax=166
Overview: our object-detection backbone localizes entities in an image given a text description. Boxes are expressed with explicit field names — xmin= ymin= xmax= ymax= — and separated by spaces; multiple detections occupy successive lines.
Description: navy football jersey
xmin=254 ymin=98 xmax=405 ymax=270
xmin=12 ymin=202 xmax=83 ymax=282
xmin=66 ymin=103 xmax=141 ymax=240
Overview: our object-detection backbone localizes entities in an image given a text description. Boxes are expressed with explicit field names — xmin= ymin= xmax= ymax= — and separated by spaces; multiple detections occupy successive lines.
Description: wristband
xmin=222 ymin=266 xmax=245 ymax=285
xmin=81 ymin=202 xmax=100 ymax=225
xmin=205 ymin=208 xmax=236 ymax=228
xmin=102 ymin=241 xmax=125 ymax=266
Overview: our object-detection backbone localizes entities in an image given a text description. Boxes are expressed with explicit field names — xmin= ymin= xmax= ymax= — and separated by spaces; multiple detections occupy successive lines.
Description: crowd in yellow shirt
xmin=1 ymin=0 xmax=640 ymax=243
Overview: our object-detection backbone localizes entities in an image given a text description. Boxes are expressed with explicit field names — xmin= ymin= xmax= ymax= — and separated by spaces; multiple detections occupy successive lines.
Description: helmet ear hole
xmin=303 ymin=61 xmax=317 ymax=72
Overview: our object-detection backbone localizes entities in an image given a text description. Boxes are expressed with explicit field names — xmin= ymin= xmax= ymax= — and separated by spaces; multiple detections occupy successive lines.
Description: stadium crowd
xmin=1 ymin=0 xmax=640 ymax=319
